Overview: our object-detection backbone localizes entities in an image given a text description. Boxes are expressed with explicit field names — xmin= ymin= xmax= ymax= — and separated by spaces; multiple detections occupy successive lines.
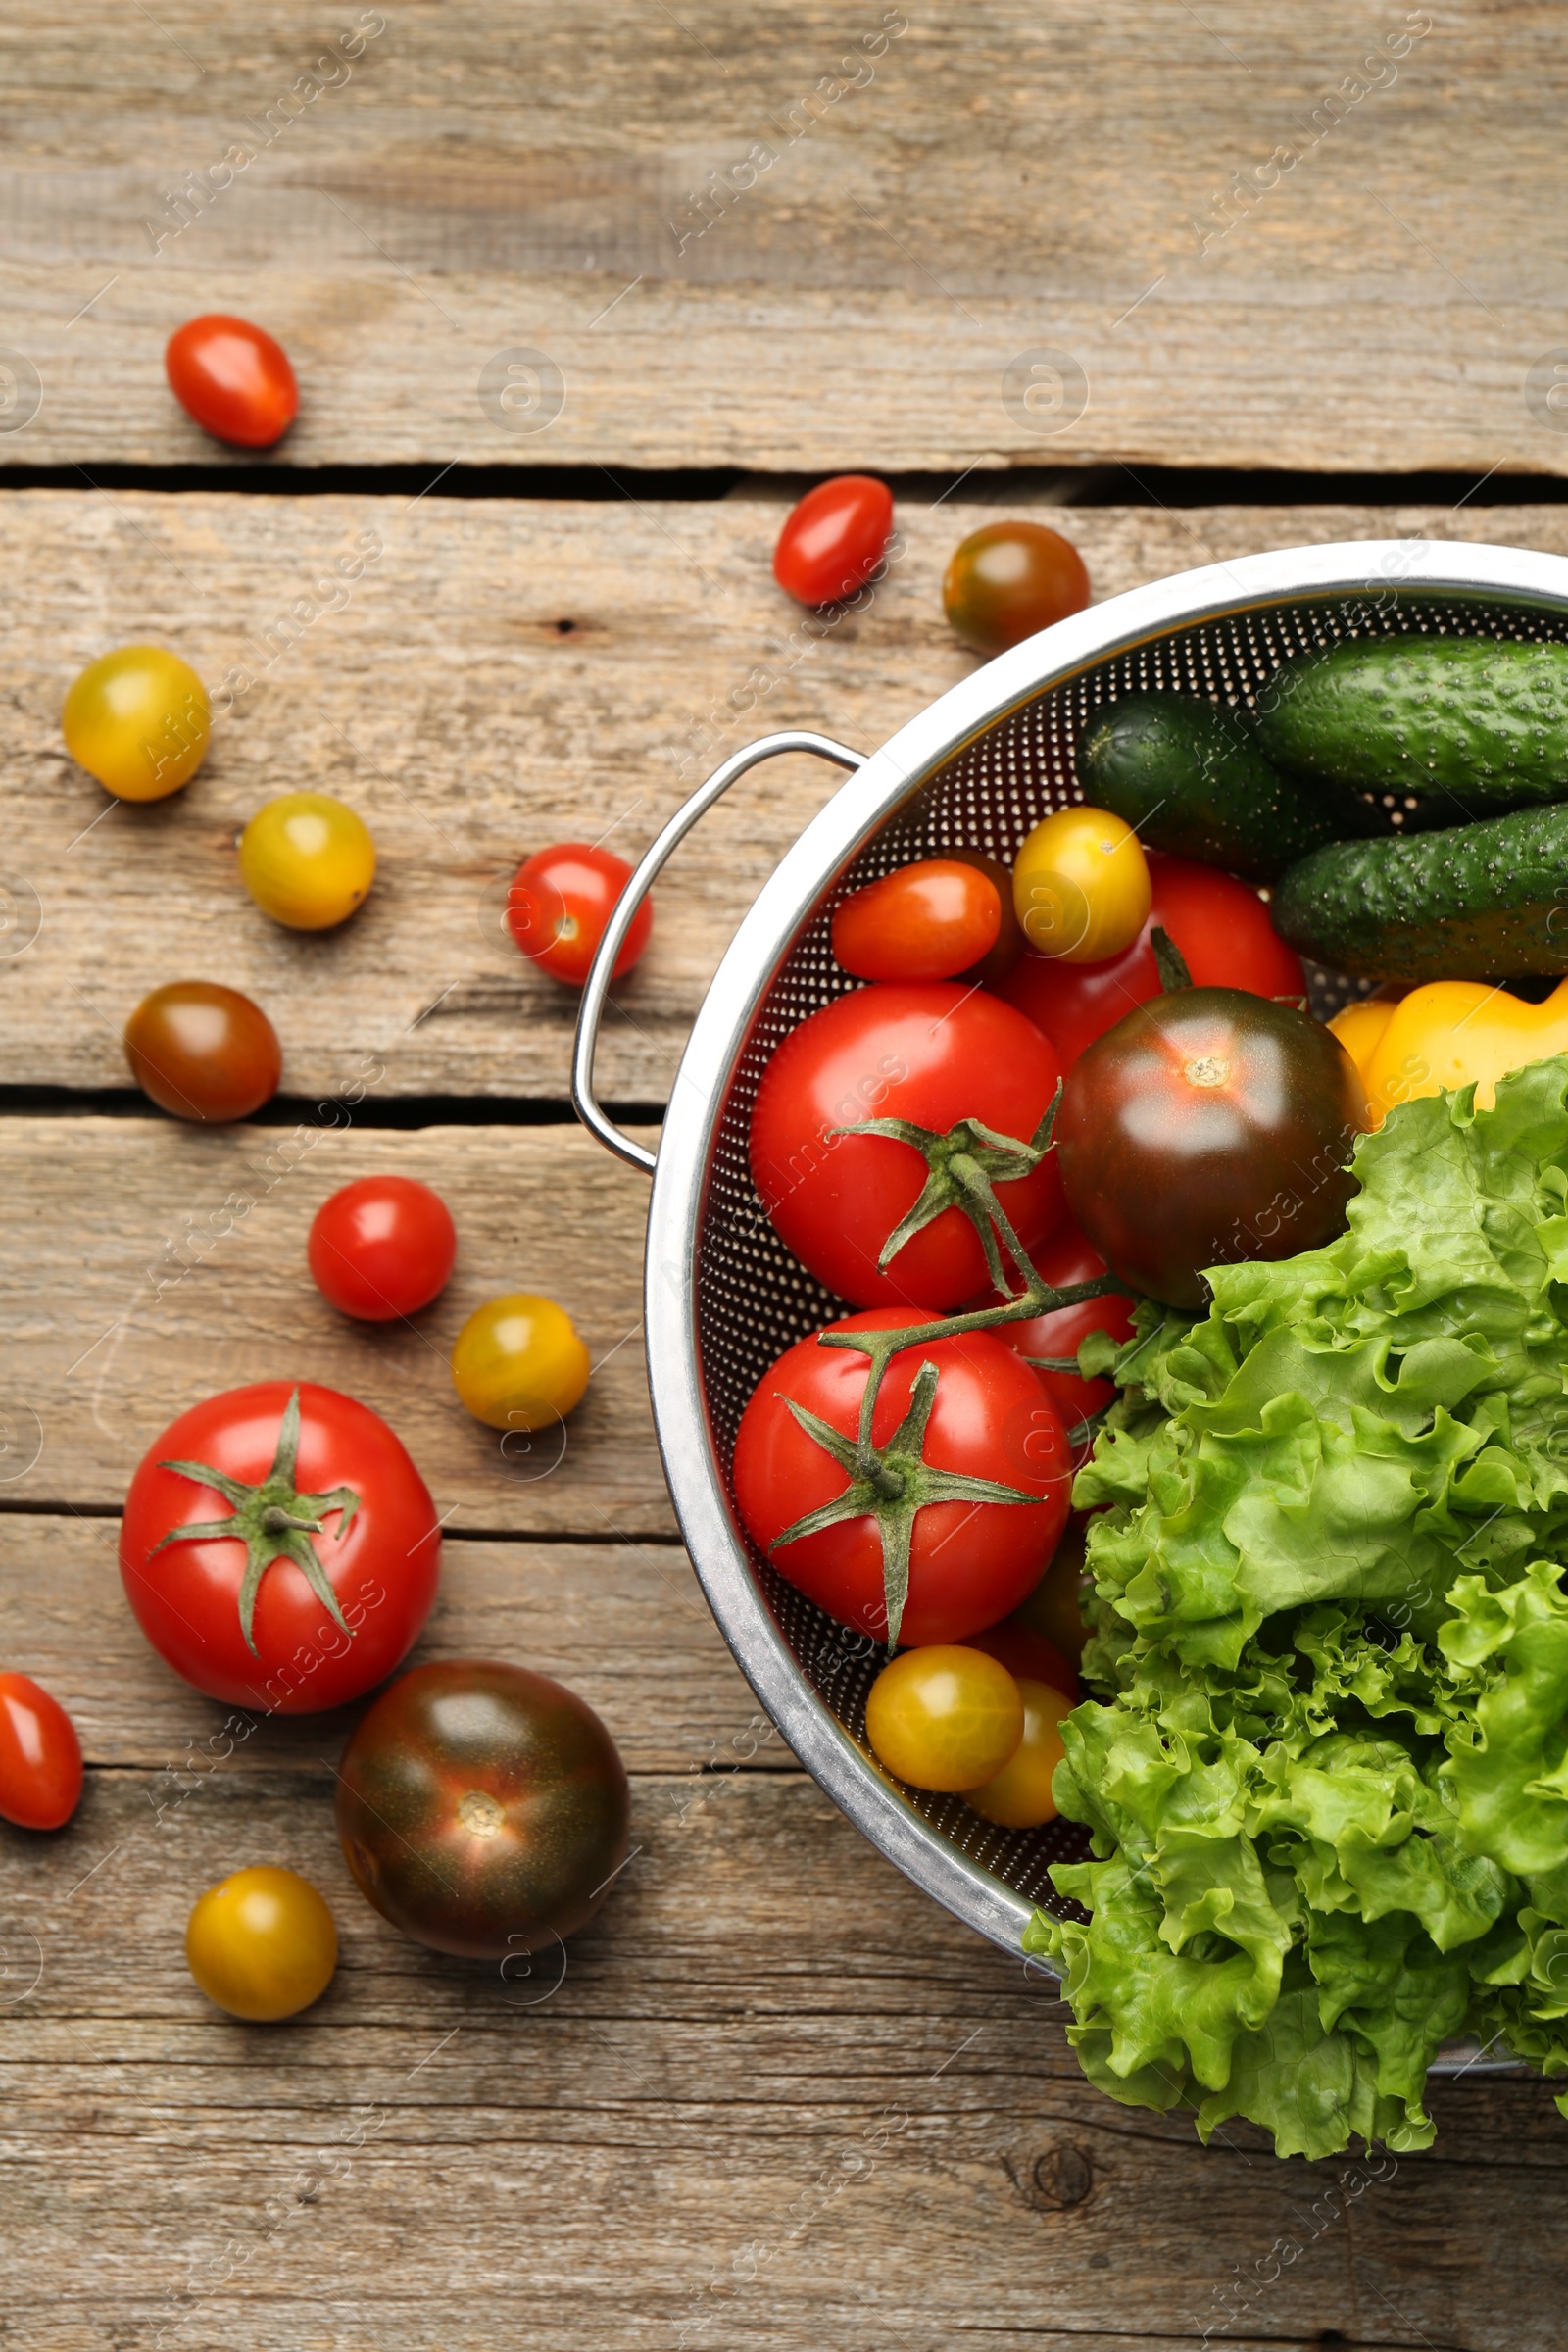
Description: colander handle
xmin=572 ymin=730 xmax=865 ymax=1173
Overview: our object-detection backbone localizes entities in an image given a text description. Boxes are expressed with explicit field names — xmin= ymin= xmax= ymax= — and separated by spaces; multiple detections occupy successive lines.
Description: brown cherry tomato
xmin=1055 ymin=988 xmax=1368 ymax=1307
xmin=166 ymin=315 xmax=299 ymax=449
xmin=962 ymin=1622 xmax=1078 ymax=1702
xmin=335 ymin=1659 xmax=630 ymax=1960
xmin=943 ymin=521 xmax=1091 ymax=657
xmin=123 ymin=981 xmax=281 ymax=1123
xmin=832 ymin=859 xmax=1002 ymax=982
xmin=0 ymin=1673 xmax=83 ymax=1831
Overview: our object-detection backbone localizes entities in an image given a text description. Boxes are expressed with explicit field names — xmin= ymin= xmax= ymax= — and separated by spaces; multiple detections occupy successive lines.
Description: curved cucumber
xmin=1256 ymin=635 xmax=1568 ymax=813
xmin=1077 ymin=691 xmax=1379 ymax=883
xmin=1273 ymin=804 xmax=1568 ymax=982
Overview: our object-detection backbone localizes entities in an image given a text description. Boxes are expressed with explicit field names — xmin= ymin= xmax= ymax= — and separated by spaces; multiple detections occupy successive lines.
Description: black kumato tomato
xmin=334 ymin=1659 xmax=629 ymax=1960
xmin=1054 ymin=987 xmax=1368 ymax=1308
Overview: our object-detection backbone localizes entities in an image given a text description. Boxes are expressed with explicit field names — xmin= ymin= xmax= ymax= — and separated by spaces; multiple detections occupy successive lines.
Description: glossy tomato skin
xmin=1055 ymin=988 xmax=1368 ymax=1307
xmin=943 ymin=521 xmax=1090 ymax=657
xmin=186 ymin=1867 xmax=337 ymax=2022
xmin=832 ymin=860 xmax=1002 ymax=982
xmin=978 ymin=1221 xmax=1135 ymax=1423
xmin=732 ymin=1309 xmax=1072 ymax=1645
xmin=774 ymin=475 xmax=894 ymax=606
xmin=863 ymin=1646 xmax=1023 ymax=1791
xmin=120 ymin=1383 xmax=441 ymax=1711
xmin=63 ymin=645 xmax=209 ymax=802
xmin=239 ymin=792 xmax=376 ymax=930
xmin=0 ymin=1673 xmax=83 ymax=1831
xmin=335 ymin=1659 xmax=630 ymax=1960
xmin=749 ymin=982 xmax=1066 ymax=1309
xmin=309 ymin=1177 xmax=457 ymax=1321
xmin=123 ymin=981 xmax=281 ymax=1122
xmin=450 ymin=1296 xmax=591 ymax=1432
xmin=166 ymin=315 xmax=299 ymax=448
xmin=999 ymin=851 xmax=1306 ymax=1066
xmin=507 ymin=844 xmax=652 ymax=986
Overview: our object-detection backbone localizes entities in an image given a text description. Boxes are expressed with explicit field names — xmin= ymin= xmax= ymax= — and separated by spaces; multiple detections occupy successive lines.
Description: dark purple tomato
xmin=942 ymin=521 xmax=1090 ymax=656
xmin=334 ymin=1659 xmax=629 ymax=1960
xmin=1054 ymin=988 xmax=1368 ymax=1308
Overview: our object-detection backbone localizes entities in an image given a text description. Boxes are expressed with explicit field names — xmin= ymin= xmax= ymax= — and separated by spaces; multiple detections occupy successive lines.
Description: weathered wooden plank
xmin=0 ymin=1117 xmax=673 ymax=1528
xmin=9 ymin=494 xmax=1568 ymax=1102
xmin=0 ymin=3 xmax=1564 ymax=474
xmin=0 ymin=1515 xmax=746 ymax=1777
xmin=1 ymin=1768 xmax=1561 ymax=2352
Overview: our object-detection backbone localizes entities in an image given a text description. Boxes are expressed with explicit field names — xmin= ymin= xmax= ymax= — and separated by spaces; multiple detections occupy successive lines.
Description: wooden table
xmin=4 ymin=8 xmax=1566 ymax=2347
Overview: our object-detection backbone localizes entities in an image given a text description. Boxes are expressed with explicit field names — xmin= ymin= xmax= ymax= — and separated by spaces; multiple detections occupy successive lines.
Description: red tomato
xmin=773 ymin=475 xmax=894 ymax=606
xmin=166 ymin=315 xmax=299 ymax=449
xmin=120 ymin=1383 xmax=441 ymax=1712
xmin=123 ymin=981 xmax=281 ymax=1124
xmin=733 ymin=1309 xmax=1072 ymax=1646
xmin=0 ymin=1673 xmax=83 ymax=1831
xmin=962 ymin=1622 xmax=1078 ymax=1702
xmin=507 ymin=843 xmax=652 ymax=987
xmin=977 ymin=1221 xmax=1135 ymax=1424
xmin=309 ymin=1177 xmax=458 ymax=1322
xmin=999 ymin=851 xmax=1305 ymax=1066
xmin=833 ymin=860 xmax=1002 ymax=982
xmin=750 ymin=982 xmax=1066 ymax=1310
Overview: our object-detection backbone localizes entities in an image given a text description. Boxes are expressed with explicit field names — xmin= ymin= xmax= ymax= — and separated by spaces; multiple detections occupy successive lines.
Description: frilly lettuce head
xmin=1024 ymin=1055 xmax=1568 ymax=2158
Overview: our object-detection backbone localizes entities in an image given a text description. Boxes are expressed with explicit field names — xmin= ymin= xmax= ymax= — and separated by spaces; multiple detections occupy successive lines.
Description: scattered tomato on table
xmin=309 ymin=1176 xmax=458 ymax=1321
xmin=185 ymin=1866 xmax=336 ymax=2020
xmin=0 ymin=1672 xmax=83 ymax=1831
xmin=832 ymin=858 xmax=1002 ymax=982
xmin=943 ymin=520 xmax=1090 ymax=656
xmin=773 ymin=474 xmax=894 ymax=607
xmin=166 ymin=314 xmax=299 ymax=449
xmin=507 ymin=843 xmax=651 ymax=986
xmin=120 ymin=1383 xmax=441 ymax=1710
xmin=63 ymin=645 xmax=209 ymax=802
xmin=1010 ymin=805 xmax=1151 ymax=964
xmin=864 ymin=1645 xmax=1023 ymax=1792
xmin=451 ymin=1295 xmax=591 ymax=1432
xmin=334 ymin=1659 xmax=630 ymax=1960
xmin=239 ymin=791 xmax=376 ymax=930
xmin=123 ymin=980 xmax=281 ymax=1122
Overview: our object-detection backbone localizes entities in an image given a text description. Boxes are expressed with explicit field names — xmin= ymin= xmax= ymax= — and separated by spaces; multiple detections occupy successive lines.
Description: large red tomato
xmin=121 ymin=1384 xmax=441 ymax=1711
xmin=1000 ymin=851 xmax=1305 ymax=1066
xmin=732 ymin=1309 xmax=1072 ymax=1646
xmin=976 ymin=1220 xmax=1136 ymax=1425
xmin=749 ymin=982 xmax=1066 ymax=1309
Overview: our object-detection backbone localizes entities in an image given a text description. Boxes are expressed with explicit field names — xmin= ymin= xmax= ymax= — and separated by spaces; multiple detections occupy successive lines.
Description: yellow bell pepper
xmin=1333 ymin=978 xmax=1568 ymax=1128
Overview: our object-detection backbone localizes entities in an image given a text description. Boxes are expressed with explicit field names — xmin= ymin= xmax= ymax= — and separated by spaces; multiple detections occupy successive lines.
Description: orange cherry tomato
xmin=964 ymin=1678 xmax=1073 ymax=1829
xmin=166 ymin=315 xmax=299 ymax=449
xmin=507 ymin=844 xmax=652 ymax=988
xmin=832 ymin=859 xmax=1002 ymax=982
xmin=123 ymin=981 xmax=281 ymax=1122
xmin=943 ymin=521 xmax=1091 ymax=657
xmin=0 ymin=1673 xmax=83 ymax=1830
xmin=773 ymin=475 xmax=894 ymax=606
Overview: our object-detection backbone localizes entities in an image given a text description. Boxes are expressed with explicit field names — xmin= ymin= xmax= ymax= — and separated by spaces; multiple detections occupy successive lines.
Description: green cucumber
xmin=1076 ymin=691 xmax=1380 ymax=883
xmin=1255 ymin=635 xmax=1568 ymax=814
xmin=1272 ymin=803 xmax=1568 ymax=982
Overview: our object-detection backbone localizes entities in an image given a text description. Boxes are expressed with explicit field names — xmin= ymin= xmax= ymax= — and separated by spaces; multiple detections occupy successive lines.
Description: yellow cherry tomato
xmin=1011 ymin=805 xmax=1151 ymax=964
xmin=451 ymin=1293 xmax=591 ymax=1432
xmin=239 ymin=791 xmax=377 ymax=930
xmin=964 ymin=1677 xmax=1073 ymax=1828
xmin=63 ymin=645 xmax=210 ymax=802
xmin=864 ymin=1645 xmax=1024 ymax=1792
xmin=185 ymin=1865 xmax=337 ymax=2022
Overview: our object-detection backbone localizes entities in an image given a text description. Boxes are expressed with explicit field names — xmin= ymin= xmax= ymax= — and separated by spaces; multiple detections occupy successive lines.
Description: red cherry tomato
xmin=733 ymin=1309 xmax=1072 ymax=1646
xmin=166 ymin=315 xmax=299 ymax=449
xmin=961 ymin=1622 xmax=1078 ymax=1702
xmin=0 ymin=1673 xmax=83 ymax=1831
xmin=507 ymin=843 xmax=652 ymax=987
xmin=120 ymin=1383 xmax=441 ymax=1712
xmin=977 ymin=1221 xmax=1135 ymax=1424
xmin=123 ymin=981 xmax=282 ymax=1123
xmin=999 ymin=851 xmax=1305 ymax=1066
xmin=309 ymin=1177 xmax=458 ymax=1322
xmin=943 ymin=521 xmax=1091 ymax=656
xmin=833 ymin=860 xmax=1003 ymax=982
xmin=749 ymin=982 xmax=1067 ymax=1311
xmin=773 ymin=475 xmax=894 ymax=606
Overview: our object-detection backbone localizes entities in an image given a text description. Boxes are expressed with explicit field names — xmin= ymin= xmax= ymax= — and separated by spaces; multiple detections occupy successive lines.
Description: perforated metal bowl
xmin=574 ymin=537 xmax=1568 ymax=1980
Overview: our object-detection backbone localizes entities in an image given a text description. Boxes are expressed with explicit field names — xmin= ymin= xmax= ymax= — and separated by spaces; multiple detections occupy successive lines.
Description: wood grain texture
xmin=2 ymin=3 xmax=1567 ymax=473
xmin=3 ymin=1766 xmax=1563 ymax=2352
xmin=10 ymin=493 xmax=1568 ymax=1102
xmin=0 ymin=1117 xmax=673 ymax=1529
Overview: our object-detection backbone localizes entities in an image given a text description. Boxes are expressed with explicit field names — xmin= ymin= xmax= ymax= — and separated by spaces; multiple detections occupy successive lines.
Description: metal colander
xmin=574 ymin=538 xmax=1568 ymax=1968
